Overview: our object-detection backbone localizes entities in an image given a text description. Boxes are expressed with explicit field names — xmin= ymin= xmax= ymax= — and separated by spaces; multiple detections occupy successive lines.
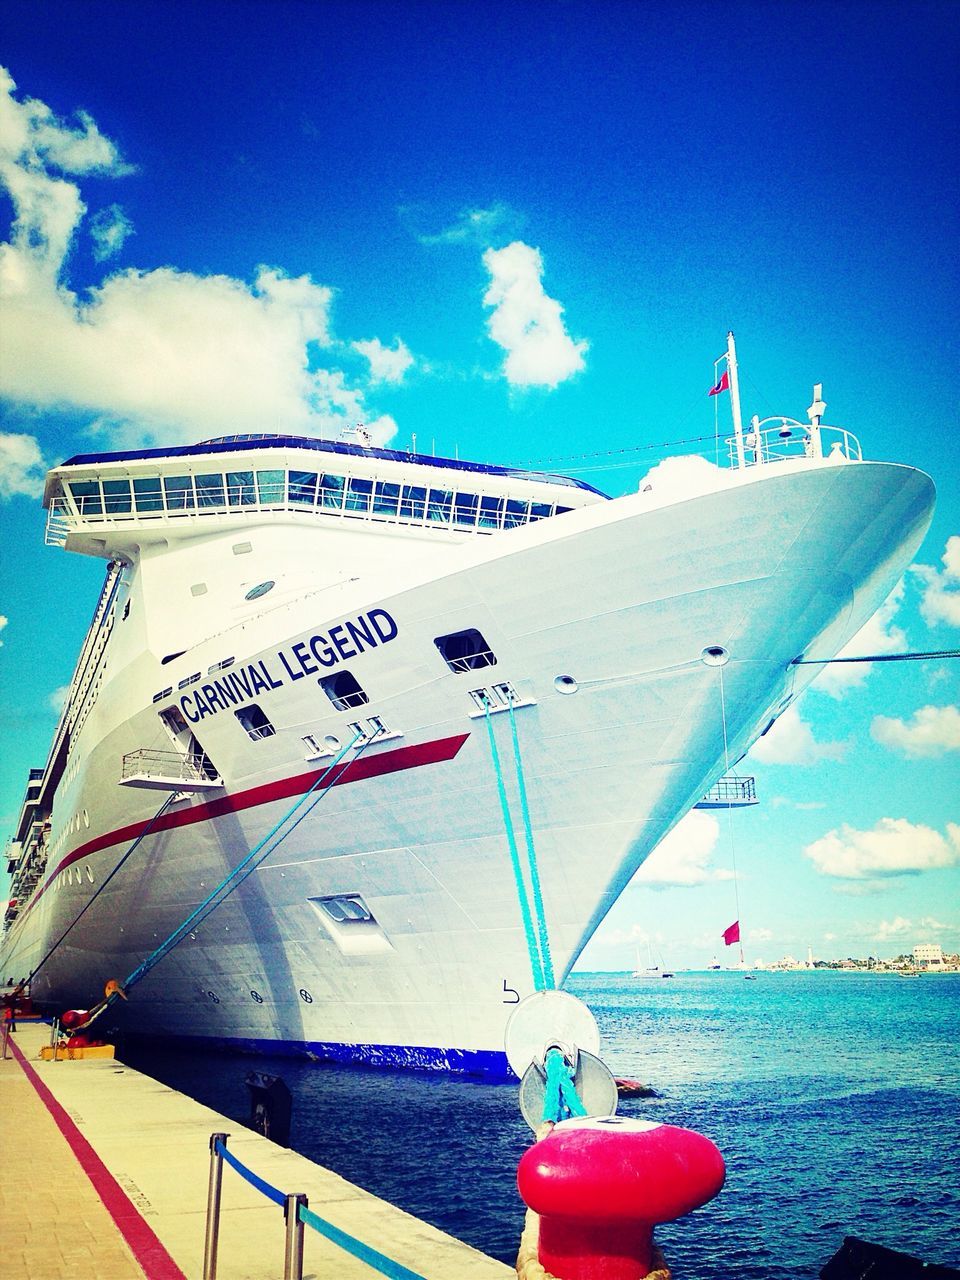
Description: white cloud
xmin=749 ymin=705 xmax=847 ymax=765
xmin=874 ymin=915 xmax=914 ymax=941
xmin=637 ymin=454 xmax=724 ymax=500
xmin=482 ymin=241 xmax=587 ymax=388
xmin=810 ymin=580 xmax=907 ymax=698
xmin=0 ymin=432 xmax=47 ymax=498
xmin=871 ymin=704 xmax=960 ymax=757
xmin=90 ymin=204 xmax=133 ymax=261
xmin=805 ymin=818 xmax=960 ymax=880
xmin=632 ymin=810 xmax=734 ymax=887
xmin=0 ymin=67 xmax=399 ymax=452
xmin=48 ymin=684 xmax=70 ymax=713
xmin=912 ymin=536 xmax=960 ymax=628
xmin=352 ymin=337 xmax=414 ymax=385
xmin=748 ymin=926 xmax=774 ymax=942
xmin=415 ymin=202 xmax=520 ymax=246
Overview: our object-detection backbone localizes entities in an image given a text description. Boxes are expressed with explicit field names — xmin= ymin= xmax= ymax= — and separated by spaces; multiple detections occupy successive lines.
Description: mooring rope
xmin=792 ymin=648 xmax=960 ymax=665
xmin=121 ymin=729 xmax=375 ymax=993
xmin=483 ymin=701 xmax=545 ymax=990
xmin=507 ymin=699 xmax=554 ymax=990
xmin=22 ymin=790 xmax=180 ymax=988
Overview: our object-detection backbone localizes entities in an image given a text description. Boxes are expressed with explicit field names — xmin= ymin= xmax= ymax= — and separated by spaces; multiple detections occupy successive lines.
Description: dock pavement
xmin=1 ymin=1021 xmax=515 ymax=1279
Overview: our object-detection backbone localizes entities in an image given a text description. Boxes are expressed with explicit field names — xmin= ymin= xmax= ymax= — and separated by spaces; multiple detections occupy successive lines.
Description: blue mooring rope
xmin=507 ymin=699 xmax=554 ymax=989
xmin=542 ymin=1046 xmax=588 ymax=1124
xmin=121 ymin=730 xmax=367 ymax=993
xmin=483 ymin=703 xmax=545 ymax=990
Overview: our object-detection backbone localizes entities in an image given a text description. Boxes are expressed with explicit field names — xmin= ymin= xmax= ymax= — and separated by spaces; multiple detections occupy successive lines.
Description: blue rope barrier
xmin=507 ymin=699 xmax=554 ymax=989
xmin=298 ymin=1204 xmax=427 ymax=1280
xmin=214 ymin=1139 xmax=286 ymax=1207
xmin=482 ymin=703 xmax=544 ymax=990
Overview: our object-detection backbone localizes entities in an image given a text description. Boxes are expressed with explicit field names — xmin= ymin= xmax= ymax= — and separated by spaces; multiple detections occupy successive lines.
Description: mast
xmin=726 ymin=331 xmax=746 ymax=468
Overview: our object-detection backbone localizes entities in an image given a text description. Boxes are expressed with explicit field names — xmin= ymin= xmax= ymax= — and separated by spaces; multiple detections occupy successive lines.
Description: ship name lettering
xmin=176 ymin=610 xmax=397 ymax=721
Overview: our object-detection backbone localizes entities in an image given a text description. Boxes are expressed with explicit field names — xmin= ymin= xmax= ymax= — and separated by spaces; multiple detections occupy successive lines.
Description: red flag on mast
xmin=709 ymin=370 xmax=730 ymax=396
xmin=722 ymin=920 xmax=740 ymax=946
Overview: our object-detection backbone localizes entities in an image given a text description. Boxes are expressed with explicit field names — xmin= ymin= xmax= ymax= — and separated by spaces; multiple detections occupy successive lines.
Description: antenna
xmin=806 ymin=383 xmax=826 ymax=459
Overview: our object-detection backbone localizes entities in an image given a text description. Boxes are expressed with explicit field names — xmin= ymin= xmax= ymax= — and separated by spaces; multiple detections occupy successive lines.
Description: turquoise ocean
xmin=121 ymin=970 xmax=960 ymax=1277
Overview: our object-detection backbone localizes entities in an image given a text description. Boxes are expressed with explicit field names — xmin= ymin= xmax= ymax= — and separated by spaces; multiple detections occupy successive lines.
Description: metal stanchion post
xmin=202 ymin=1132 xmax=229 ymax=1280
xmin=1 ymin=1019 xmax=10 ymax=1059
xmin=51 ymin=1018 xmax=60 ymax=1062
xmin=283 ymin=1192 xmax=307 ymax=1280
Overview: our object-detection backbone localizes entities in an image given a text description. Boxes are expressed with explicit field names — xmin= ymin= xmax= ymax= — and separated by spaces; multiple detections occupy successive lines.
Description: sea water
xmin=120 ymin=971 xmax=960 ymax=1277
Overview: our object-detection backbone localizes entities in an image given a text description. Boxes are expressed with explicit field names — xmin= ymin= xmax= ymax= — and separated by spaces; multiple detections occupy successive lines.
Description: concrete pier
xmin=1 ymin=1022 xmax=514 ymax=1279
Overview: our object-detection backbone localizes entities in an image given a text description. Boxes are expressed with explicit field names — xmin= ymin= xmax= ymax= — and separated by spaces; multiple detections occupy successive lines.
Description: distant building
xmin=913 ymin=943 xmax=943 ymax=968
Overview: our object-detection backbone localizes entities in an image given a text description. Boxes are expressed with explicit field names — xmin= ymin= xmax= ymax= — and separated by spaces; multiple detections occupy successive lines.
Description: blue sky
xmin=1 ymin=0 xmax=957 ymax=969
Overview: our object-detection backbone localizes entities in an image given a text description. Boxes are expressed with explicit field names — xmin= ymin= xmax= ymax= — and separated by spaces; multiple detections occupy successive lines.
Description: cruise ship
xmin=0 ymin=338 xmax=935 ymax=1075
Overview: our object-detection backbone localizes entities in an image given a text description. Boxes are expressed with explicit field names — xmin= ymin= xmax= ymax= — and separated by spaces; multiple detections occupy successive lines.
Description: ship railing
xmin=120 ymin=749 xmax=222 ymax=791
xmin=725 ymin=421 xmax=862 ymax=469
xmin=695 ymin=775 xmax=758 ymax=808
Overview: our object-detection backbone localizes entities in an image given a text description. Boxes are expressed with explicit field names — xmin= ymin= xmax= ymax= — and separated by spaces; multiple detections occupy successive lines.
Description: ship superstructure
xmin=1 ymin=340 xmax=936 ymax=1074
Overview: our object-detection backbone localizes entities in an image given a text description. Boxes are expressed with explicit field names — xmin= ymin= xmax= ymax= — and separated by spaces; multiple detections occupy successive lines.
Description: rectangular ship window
xmin=196 ymin=473 xmax=226 ymax=508
xmin=400 ymin=484 xmax=426 ymax=519
xmin=164 ymin=475 xmax=196 ymax=510
xmin=134 ymin=477 xmax=163 ymax=512
xmin=319 ymin=474 xmax=345 ymax=509
xmin=70 ymin=481 xmax=102 ymax=516
xmin=227 ymin=471 xmax=256 ymax=506
xmin=234 ymin=704 xmax=277 ymax=741
xmin=319 ymin=671 xmax=369 ymax=712
xmin=102 ymin=479 xmax=132 ymax=514
xmin=257 ymin=470 xmax=284 ymax=504
xmin=435 ymin=628 xmax=497 ymax=673
xmin=288 ymin=470 xmax=319 ymax=505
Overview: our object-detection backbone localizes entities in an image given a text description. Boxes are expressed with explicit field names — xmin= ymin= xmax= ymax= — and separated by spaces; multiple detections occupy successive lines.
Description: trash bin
xmin=244 ymin=1072 xmax=292 ymax=1146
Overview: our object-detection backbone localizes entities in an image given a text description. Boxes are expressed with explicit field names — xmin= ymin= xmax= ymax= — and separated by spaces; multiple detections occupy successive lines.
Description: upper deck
xmin=43 ymin=434 xmax=608 ymax=557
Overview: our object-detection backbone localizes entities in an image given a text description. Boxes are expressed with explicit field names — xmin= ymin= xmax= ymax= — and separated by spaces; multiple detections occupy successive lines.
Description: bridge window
xmin=504 ymin=498 xmax=529 ymax=528
xmin=374 ymin=481 xmax=400 ymax=515
xmin=257 ymin=470 xmax=284 ymax=504
xmin=427 ymin=488 xmax=453 ymax=523
xmin=345 ymin=477 xmax=373 ymax=513
xmin=530 ymin=502 xmax=551 ymax=523
xmin=401 ymin=484 xmax=426 ymax=519
xmin=454 ymin=492 xmax=479 ymax=527
xmin=319 ymin=670 xmax=369 ymax=711
xmin=319 ymin=474 xmax=345 ymax=508
xmin=479 ymin=495 xmax=503 ymax=529
xmin=196 ymin=474 xmax=226 ymax=508
xmin=234 ymin=704 xmax=277 ymax=741
xmin=102 ymin=479 xmax=132 ymax=513
xmin=288 ymin=470 xmax=318 ymax=505
xmin=227 ymin=471 xmax=256 ymax=506
xmin=70 ymin=481 xmax=101 ymax=515
xmin=164 ymin=475 xmax=195 ymax=510
xmin=434 ymin=628 xmax=497 ymax=672
xmin=134 ymin=477 xmax=163 ymax=512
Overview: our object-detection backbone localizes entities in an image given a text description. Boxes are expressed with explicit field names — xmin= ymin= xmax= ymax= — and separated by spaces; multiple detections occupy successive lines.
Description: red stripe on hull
xmin=24 ymin=732 xmax=470 ymax=920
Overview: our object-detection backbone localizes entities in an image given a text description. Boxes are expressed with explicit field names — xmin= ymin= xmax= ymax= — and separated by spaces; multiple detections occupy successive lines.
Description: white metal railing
xmin=725 ymin=422 xmax=862 ymax=469
xmin=696 ymin=776 xmax=757 ymax=808
xmin=121 ymin=749 xmax=220 ymax=785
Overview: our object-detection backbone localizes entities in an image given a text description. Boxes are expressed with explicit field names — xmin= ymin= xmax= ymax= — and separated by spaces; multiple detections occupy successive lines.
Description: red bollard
xmin=60 ymin=1009 xmax=90 ymax=1029
xmin=517 ymin=1116 xmax=725 ymax=1280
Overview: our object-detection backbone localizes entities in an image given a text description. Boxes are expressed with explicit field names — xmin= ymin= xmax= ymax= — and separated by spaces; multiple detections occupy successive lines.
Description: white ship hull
xmin=1 ymin=447 xmax=934 ymax=1076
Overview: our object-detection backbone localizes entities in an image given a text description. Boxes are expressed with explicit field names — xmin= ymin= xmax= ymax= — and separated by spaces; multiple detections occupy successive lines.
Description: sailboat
xmin=633 ymin=943 xmax=675 ymax=979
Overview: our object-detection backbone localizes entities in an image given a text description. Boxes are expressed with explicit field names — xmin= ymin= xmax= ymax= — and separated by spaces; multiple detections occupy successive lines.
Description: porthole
xmin=85 ymin=866 xmax=94 ymax=883
xmin=299 ymin=988 xmax=314 ymax=1004
xmin=207 ymin=991 xmax=220 ymax=1004
xmin=554 ymin=674 xmax=579 ymax=695
xmin=245 ymin=580 xmax=275 ymax=601
xmin=701 ymin=645 xmax=730 ymax=667
xmin=323 ymin=735 xmax=341 ymax=751
xmin=250 ymin=990 xmax=263 ymax=1003
xmin=82 ymin=808 xmax=89 ymax=828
